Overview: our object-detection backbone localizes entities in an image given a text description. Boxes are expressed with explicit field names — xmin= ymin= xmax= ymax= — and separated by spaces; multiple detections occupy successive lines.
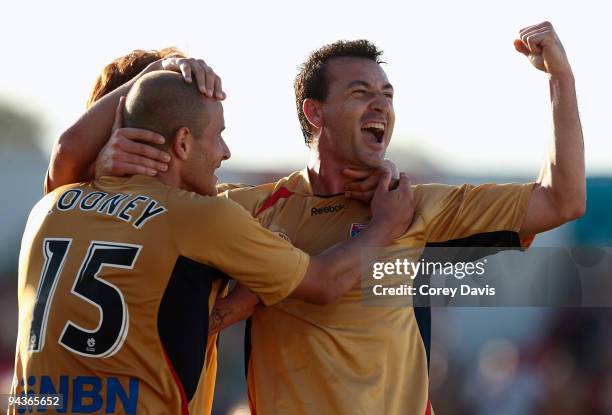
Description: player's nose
xmin=221 ymin=138 xmax=231 ymax=160
xmin=369 ymin=92 xmax=391 ymax=114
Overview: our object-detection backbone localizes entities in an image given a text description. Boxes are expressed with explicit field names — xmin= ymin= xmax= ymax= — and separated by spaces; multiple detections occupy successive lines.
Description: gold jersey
xmin=11 ymin=175 xmax=309 ymax=415
xmin=222 ymin=169 xmax=535 ymax=415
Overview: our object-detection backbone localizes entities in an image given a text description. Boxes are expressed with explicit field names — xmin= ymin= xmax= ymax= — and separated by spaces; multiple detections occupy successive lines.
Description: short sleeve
xmin=169 ymin=190 xmax=309 ymax=305
xmin=419 ymin=182 xmax=536 ymax=247
xmin=219 ymin=183 xmax=275 ymax=217
xmin=215 ymin=182 xmax=251 ymax=194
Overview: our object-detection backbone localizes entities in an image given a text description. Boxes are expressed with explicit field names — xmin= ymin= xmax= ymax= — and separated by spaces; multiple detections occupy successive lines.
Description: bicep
xmin=520 ymin=183 xmax=566 ymax=235
xmin=423 ymin=183 xmax=535 ymax=243
xmin=175 ymin=198 xmax=309 ymax=305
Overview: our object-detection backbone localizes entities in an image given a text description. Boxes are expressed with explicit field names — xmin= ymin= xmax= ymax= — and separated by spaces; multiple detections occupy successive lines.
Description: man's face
xmin=185 ymin=99 xmax=230 ymax=196
xmin=318 ymin=57 xmax=395 ymax=168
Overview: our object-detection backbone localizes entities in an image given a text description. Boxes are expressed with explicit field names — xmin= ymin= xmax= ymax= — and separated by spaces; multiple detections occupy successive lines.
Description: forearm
xmin=208 ymin=284 xmax=258 ymax=335
xmin=541 ymin=72 xmax=586 ymax=217
xmin=48 ymin=61 xmax=161 ymax=191
xmin=302 ymin=223 xmax=394 ymax=304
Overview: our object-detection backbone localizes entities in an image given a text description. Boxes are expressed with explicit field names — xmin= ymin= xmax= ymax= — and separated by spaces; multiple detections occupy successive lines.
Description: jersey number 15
xmin=27 ymin=239 xmax=141 ymax=358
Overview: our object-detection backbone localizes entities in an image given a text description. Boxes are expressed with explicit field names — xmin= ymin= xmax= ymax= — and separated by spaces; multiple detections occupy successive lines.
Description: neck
xmin=307 ymin=148 xmax=371 ymax=195
xmin=153 ymin=164 xmax=188 ymax=191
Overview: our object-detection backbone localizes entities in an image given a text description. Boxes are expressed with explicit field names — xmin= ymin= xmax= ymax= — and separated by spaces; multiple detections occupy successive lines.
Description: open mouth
xmin=361 ymin=121 xmax=385 ymax=144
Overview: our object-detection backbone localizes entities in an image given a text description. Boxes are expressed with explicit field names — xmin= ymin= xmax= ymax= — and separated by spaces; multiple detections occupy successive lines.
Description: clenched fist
xmin=513 ymin=22 xmax=572 ymax=78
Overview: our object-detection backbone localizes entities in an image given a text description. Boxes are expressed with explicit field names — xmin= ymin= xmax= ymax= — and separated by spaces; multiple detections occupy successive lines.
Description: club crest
xmin=349 ymin=222 xmax=369 ymax=238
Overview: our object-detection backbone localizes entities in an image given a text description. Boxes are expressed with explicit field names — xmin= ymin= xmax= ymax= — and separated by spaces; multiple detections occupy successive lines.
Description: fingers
xmin=178 ymin=59 xmax=193 ymax=83
xmin=342 ymin=168 xmax=373 ymax=180
xmin=192 ymin=59 xmax=212 ymax=96
xmin=195 ymin=62 xmax=225 ymax=99
xmin=345 ymin=190 xmax=374 ymax=203
xmin=202 ymin=60 xmax=216 ymax=97
xmin=522 ymin=28 xmax=549 ymax=54
xmin=214 ymin=76 xmax=225 ymax=100
xmin=375 ymin=169 xmax=392 ymax=196
xmin=115 ymin=128 xmax=166 ymax=146
xmin=518 ymin=21 xmax=552 ymax=37
xmin=111 ymin=96 xmax=125 ymax=133
xmin=389 ymin=173 xmax=413 ymax=208
xmin=516 ymin=21 xmax=554 ymax=55
xmin=345 ymin=182 xmax=368 ymax=192
xmin=396 ymin=172 xmax=412 ymax=195
xmin=513 ymin=39 xmax=530 ymax=56
xmin=389 ymin=177 xmax=400 ymax=190
xmin=161 ymin=56 xmax=227 ymax=100
xmin=117 ymin=136 xmax=171 ymax=163
xmin=345 ymin=172 xmax=379 ymax=192
xmin=114 ymin=152 xmax=169 ymax=173
xmin=344 ymin=163 xmax=396 ymax=193
xmin=96 ymin=130 xmax=170 ymax=178
xmin=344 ymin=164 xmax=399 ymax=206
xmin=180 ymin=58 xmax=221 ymax=98
xmin=107 ymin=161 xmax=159 ymax=177
xmin=381 ymin=159 xmax=399 ymax=177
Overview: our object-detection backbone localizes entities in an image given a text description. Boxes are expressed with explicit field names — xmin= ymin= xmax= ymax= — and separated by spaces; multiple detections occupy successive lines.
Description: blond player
xmin=10 ymin=71 xmax=414 ymax=414
xmin=46 ymin=21 xmax=584 ymax=415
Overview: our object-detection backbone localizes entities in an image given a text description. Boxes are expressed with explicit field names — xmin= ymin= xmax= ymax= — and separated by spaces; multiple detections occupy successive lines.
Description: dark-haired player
xmin=47 ymin=21 xmax=584 ymax=415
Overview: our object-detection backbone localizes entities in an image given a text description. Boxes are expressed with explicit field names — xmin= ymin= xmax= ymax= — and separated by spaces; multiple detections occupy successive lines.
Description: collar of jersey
xmin=288 ymin=168 xmax=344 ymax=198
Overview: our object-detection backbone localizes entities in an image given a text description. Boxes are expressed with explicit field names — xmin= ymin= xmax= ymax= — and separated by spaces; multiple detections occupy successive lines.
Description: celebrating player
xmin=10 ymin=71 xmax=414 ymax=414
xmin=46 ymin=21 xmax=584 ymax=415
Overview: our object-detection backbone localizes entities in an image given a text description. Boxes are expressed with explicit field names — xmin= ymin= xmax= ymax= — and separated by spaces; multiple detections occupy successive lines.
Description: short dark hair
xmin=294 ymin=40 xmax=384 ymax=146
xmin=123 ymin=71 xmax=208 ymax=147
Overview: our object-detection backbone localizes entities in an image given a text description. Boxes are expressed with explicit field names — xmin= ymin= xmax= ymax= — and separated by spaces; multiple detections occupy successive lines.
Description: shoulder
xmin=220 ymin=182 xmax=284 ymax=216
xmin=167 ymin=186 xmax=247 ymax=216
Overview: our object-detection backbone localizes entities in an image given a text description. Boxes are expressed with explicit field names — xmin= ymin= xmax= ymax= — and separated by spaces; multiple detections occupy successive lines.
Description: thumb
xmin=112 ymin=96 xmax=126 ymax=133
xmin=375 ymin=169 xmax=391 ymax=196
xmin=397 ymin=172 xmax=412 ymax=194
xmin=513 ymin=39 xmax=530 ymax=56
xmin=381 ymin=159 xmax=398 ymax=178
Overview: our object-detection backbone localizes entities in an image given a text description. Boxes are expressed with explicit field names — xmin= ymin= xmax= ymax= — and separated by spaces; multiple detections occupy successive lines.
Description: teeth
xmin=362 ymin=122 xmax=385 ymax=131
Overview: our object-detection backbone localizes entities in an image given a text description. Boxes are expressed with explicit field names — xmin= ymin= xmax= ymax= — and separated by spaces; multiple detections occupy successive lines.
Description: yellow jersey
xmin=222 ymin=169 xmax=534 ymax=415
xmin=11 ymin=175 xmax=309 ymax=415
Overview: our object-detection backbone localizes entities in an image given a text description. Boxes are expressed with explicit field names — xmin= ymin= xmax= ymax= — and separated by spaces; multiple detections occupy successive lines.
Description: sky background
xmin=1 ymin=0 xmax=609 ymax=176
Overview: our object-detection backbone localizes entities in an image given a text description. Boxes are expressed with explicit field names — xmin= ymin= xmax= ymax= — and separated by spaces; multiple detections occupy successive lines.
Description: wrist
xmin=548 ymin=68 xmax=574 ymax=84
xmin=144 ymin=59 xmax=163 ymax=74
xmin=362 ymin=217 xmax=395 ymax=245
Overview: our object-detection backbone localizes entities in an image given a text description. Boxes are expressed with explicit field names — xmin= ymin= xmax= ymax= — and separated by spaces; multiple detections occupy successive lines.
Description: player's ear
xmin=172 ymin=127 xmax=193 ymax=161
xmin=303 ymin=99 xmax=323 ymax=133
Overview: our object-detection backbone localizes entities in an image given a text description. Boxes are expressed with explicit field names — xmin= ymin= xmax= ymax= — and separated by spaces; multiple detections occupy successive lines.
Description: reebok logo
xmin=311 ymin=204 xmax=344 ymax=216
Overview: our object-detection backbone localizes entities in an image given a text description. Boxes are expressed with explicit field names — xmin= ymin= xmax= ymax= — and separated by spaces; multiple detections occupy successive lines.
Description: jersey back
xmin=11 ymin=175 xmax=309 ymax=415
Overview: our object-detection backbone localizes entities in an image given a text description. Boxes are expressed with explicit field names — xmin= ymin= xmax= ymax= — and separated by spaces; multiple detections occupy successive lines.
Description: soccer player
xmin=48 ymin=22 xmax=585 ymax=414
xmin=10 ymin=71 xmax=414 ymax=414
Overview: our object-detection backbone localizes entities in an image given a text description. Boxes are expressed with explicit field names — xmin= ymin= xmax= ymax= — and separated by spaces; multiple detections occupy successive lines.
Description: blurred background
xmin=1 ymin=0 xmax=611 ymax=414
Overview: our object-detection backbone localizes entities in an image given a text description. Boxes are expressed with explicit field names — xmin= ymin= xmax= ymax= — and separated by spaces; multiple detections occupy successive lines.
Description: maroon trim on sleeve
xmin=255 ymin=187 xmax=294 ymax=217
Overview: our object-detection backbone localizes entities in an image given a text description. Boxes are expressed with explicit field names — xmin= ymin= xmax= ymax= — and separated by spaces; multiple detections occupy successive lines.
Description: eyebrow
xmin=347 ymin=80 xmax=394 ymax=91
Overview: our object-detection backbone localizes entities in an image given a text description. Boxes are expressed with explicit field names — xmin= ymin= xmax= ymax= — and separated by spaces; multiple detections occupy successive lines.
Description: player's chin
xmin=210 ymin=176 xmax=219 ymax=195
